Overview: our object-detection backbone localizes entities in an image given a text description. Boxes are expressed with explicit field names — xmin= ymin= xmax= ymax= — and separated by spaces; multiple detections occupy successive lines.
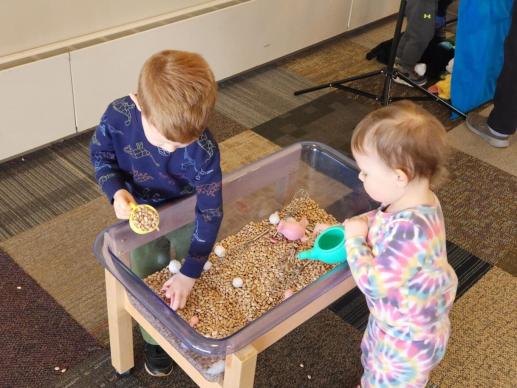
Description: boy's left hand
xmin=343 ymin=215 xmax=369 ymax=239
xmin=161 ymin=273 xmax=196 ymax=310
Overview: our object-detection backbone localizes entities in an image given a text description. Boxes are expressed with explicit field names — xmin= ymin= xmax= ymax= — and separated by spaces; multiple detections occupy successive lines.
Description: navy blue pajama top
xmin=89 ymin=96 xmax=223 ymax=278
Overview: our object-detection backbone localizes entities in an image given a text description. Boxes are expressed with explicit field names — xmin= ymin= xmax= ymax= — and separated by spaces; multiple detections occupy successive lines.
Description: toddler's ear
xmin=394 ymin=168 xmax=409 ymax=187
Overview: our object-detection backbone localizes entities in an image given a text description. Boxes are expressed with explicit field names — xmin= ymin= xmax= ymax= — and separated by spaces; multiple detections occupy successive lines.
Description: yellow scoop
xmin=128 ymin=202 xmax=160 ymax=234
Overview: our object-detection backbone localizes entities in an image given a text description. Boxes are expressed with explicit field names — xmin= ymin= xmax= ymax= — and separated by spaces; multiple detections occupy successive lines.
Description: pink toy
xmin=189 ymin=315 xmax=199 ymax=327
xmin=276 ymin=217 xmax=308 ymax=241
xmin=283 ymin=289 xmax=294 ymax=300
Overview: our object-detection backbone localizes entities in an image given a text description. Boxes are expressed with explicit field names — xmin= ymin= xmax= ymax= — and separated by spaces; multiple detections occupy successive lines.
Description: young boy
xmin=90 ymin=50 xmax=223 ymax=376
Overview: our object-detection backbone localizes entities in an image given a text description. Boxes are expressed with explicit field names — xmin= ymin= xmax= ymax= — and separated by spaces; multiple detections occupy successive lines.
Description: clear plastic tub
xmin=94 ymin=142 xmax=375 ymax=381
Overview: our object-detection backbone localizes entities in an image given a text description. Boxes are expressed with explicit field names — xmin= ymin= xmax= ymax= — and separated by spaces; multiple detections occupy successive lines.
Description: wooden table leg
xmin=223 ymin=344 xmax=257 ymax=388
xmin=105 ymin=269 xmax=134 ymax=374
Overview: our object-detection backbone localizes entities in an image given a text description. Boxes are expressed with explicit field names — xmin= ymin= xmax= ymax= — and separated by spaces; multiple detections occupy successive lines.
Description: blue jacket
xmin=452 ymin=0 xmax=513 ymax=113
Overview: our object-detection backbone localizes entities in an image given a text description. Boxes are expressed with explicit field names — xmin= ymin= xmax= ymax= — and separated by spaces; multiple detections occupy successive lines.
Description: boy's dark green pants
xmin=130 ymin=223 xmax=195 ymax=345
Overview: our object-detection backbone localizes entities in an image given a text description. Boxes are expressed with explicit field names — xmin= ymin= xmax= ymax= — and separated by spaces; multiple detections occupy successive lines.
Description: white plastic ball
xmin=232 ymin=277 xmax=243 ymax=288
xmin=206 ymin=360 xmax=225 ymax=376
xmin=269 ymin=211 xmax=280 ymax=225
xmin=168 ymin=260 xmax=182 ymax=274
xmin=414 ymin=63 xmax=427 ymax=76
xmin=283 ymin=289 xmax=294 ymax=300
xmin=203 ymin=260 xmax=212 ymax=271
xmin=214 ymin=245 xmax=226 ymax=258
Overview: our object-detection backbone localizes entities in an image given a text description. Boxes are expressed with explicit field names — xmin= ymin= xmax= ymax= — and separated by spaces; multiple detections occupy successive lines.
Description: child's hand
xmin=161 ymin=273 xmax=196 ymax=310
xmin=343 ymin=215 xmax=369 ymax=239
xmin=313 ymin=223 xmax=331 ymax=236
xmin=113 ymin=189 xmax=135 ymax=219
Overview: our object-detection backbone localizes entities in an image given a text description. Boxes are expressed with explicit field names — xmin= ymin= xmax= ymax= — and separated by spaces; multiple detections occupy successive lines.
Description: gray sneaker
xmin=393 ymin=63 xmax=427 ymax=87
xmin=466 ymin=112 xmax=510 ymax=148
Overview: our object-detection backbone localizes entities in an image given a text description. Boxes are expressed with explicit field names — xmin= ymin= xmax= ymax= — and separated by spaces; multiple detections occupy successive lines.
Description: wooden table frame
xmin=105 ymin=269 xmax=355 ymax=387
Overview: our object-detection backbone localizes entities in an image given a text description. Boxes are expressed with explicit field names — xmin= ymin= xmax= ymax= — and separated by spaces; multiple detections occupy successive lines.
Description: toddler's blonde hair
xmin=351 ymin=100 xmax=448 ymax=185
xmin=137 ymin=50 xmax=216 ymax=143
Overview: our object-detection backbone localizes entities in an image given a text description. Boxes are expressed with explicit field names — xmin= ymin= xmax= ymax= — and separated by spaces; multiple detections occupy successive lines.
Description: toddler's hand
xmin=161 ymin=272 xmax=196 ymax=310
xmin=113 ymin=189 xmax=135 ymax=220
xmin=313 ymin=223 xmax=331 ymax=236
xmin=343 ymin=215 xmax=369 ymax=239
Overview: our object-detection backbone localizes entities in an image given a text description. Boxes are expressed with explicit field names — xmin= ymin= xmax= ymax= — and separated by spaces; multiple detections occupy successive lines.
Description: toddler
xmin=344 ymin=101 xmax=458 ymax=387
xmin=90 ymin=50 xmax=222 ymax=376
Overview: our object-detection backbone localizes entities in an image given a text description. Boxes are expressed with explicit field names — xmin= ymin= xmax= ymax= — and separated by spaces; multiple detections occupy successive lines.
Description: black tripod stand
xmin=294 ymin=0 xmax=466 ymax=118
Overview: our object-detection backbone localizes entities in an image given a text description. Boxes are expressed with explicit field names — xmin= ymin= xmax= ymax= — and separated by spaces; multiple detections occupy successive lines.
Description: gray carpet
xmin=217 ymin=65 xmax=329 ymax=128
xmin=0 ymin=135 xmax=100 ymax=241
xmin=436 ymin=150 xmax=517 ymax=273
xmin=252 ymin=90 xmax=373 ymax=158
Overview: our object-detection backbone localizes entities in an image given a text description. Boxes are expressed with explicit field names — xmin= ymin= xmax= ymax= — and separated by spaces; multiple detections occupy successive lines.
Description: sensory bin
xmin=144 ymin=192 xmax=338 ymax=339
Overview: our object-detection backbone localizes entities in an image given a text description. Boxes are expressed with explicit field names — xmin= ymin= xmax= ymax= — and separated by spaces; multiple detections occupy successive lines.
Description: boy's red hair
xmin=137 ymin=50 xmax=216 ymax=143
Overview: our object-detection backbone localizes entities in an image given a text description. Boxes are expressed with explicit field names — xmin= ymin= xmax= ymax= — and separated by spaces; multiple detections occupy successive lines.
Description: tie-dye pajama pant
xmin=360 ymin=317 xmax=450 ymax=388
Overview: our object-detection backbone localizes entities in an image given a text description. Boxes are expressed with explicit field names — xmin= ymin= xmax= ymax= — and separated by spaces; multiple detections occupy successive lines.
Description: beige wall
xmin=70 ymin=0 xmax=354 ymax=131
xmin=349 ymin=0 xmax=400 ymax=29
xmin=0 ymin=0 xmax=398 ymax=161
xmin=0 ymin=0 xmax=211 ymax=57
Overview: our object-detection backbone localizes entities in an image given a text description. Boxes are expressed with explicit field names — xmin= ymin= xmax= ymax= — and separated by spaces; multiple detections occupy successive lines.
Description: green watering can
xmin=297 ymin=225 xmax=347 ymax=264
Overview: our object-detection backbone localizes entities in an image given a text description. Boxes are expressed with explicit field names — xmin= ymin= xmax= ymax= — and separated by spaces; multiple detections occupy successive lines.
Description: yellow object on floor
xmin=428 ymin=74 xmax=452 ymax=100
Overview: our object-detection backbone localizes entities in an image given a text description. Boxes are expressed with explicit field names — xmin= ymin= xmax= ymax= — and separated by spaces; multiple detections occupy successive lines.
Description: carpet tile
xmin=429 ymin=267 xmax=517 ymax=387
xmin=217 ymin=65 xmax=328 ymax=129
xmin=0 ymin=249 xmax=101 ymax=388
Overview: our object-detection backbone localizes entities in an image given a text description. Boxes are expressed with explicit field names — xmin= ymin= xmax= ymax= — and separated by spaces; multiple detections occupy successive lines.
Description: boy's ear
xmin=394 ymin=168 xmax=409 ymax=187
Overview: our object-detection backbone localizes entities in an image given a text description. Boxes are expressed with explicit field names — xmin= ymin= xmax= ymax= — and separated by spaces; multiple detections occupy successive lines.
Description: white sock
xmin=414 ymin=63 xmax=427 ymax=76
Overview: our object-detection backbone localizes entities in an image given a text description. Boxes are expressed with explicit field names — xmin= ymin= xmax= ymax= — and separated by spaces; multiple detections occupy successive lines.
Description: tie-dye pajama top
xmin=345 ymin=202 xmax=458 ymax=388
